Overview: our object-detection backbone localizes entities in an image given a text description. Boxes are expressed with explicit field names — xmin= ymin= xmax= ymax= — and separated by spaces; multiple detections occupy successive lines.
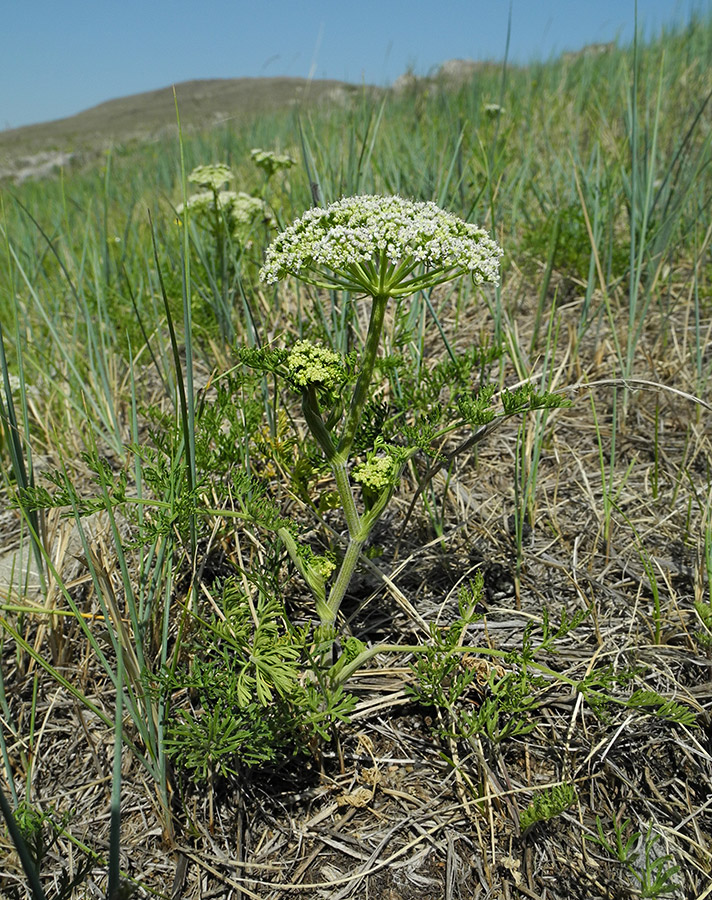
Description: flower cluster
xmin=176 ymin=190 xmax=233 ymax=217
xmin=229 ymin=192 xmax=273 ymax=239
xmin=352 ymin=455 xmax=395 ymax=492
xmin=177 ymin=190 xmax=271 ymax=243
xmin=187 ymin=163 xmax=233 ymax=191
xmin=310 ymin=553 xmax=336 ymax=580
xmin=286 ymin=340 xmax=346 ymax=392
xmin=260 ymin=195 xmax=502 ymax=298
xmin=251 ymin=148 xmax=296 ymax=178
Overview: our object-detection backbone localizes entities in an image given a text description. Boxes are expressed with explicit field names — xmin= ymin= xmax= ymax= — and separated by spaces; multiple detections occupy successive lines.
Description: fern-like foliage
xmin=519 ymin=783 xmax=577 ymax=830
xmin=158 ymin=576 xmax=356 ymax=783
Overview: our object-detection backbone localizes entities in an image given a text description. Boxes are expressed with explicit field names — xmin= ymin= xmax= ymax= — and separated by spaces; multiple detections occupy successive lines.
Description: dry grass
xmin=1 ymin=270 xmax=710 ymax=900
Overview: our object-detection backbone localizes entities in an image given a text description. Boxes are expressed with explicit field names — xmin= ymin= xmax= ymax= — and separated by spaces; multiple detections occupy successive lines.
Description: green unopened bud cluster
xmin=353 ymin=455 xmax=395 ymax=492
xmin=311 ymin=554 xmax=336 ymax=580
xmin=286 ymin=340 xmax=346 ymax=392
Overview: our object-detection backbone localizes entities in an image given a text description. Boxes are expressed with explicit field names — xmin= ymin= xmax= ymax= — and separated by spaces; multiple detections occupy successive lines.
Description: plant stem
xmin=331 ymin=457 xmax=362 ymax=538
xmin=302 ymin=385 xmax=337 ymax=460
xmin=323 ymin=535 xmax=365 ymax=626
xmin=302 ymin=293 xmax=389 ymax=628
xmin=338 ymin=294 xmax=388 ymax=457
xmin=330 ymin=639 xmax=612 ymax=703
xmin=300 ymin=389 xmax=363 ymax=538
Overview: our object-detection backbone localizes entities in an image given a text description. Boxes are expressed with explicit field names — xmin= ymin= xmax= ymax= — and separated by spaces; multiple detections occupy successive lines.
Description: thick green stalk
xmin=302 ymin=385 xmax=337 ymax=460
xmin=302 ymin=293 xmax=389 ymax=627
xmin=330 ymin=457 xmax=362 ymax=539
xmin=323 ymin=535 xmax=365 ymax=626
xmin=301 ymin=386 xmax=361 ymax=536
xmin=337 ymin=294 xmax=389 ymax=457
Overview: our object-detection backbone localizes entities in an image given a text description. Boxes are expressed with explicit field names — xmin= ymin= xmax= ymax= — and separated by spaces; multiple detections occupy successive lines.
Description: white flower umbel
xmin=177 ymin=190 xmax=271 ymax=242
xmin=260 ymin=194 xmax=502 ymax=297
xmin=176 ymin=189 xmax=235 ymax=218
xmin=251 ymin=148 xmax=296 ymax=178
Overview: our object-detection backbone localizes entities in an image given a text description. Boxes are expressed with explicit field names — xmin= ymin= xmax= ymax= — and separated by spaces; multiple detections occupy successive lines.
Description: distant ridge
xmin=0 ymin=77 xmax=366 ymax=181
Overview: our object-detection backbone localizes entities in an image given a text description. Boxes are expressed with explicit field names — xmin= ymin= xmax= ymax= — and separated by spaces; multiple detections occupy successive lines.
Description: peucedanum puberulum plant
xmin=177 ymin=164 xmax=272 ymax=244
xmin=252 ymin=197 xmax=501 ymax=628
xmin=243 ymin=194 xmax=555 ymax=669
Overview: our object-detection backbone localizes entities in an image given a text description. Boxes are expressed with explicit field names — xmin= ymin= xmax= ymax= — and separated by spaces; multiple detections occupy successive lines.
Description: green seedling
xmin=588 ymin=817 xmax=682 ymax=898
xmin=519 ymin=783 xmax=577 ymax=830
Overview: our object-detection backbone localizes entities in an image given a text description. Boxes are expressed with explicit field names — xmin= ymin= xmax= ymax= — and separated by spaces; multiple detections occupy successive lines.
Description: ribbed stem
xmin=300 ymin=294 xmax=390 ymax=631
xmin=338 ymin=294 xmax=389 ymax=458
xmin=302 ymin=385 xmax=337 ymax=460
xmin=323 ymin=535 xmax=365 ymax=626
xmin=331 ymin=457 xmax=362 ymax=538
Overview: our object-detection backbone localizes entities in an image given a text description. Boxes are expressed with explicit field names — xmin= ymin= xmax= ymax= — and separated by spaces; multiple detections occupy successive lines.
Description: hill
xmin=0 ymin=76 xmax=365 ymax=181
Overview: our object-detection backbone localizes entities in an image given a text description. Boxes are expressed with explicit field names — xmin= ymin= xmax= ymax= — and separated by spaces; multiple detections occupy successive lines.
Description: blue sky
xmin=2 ymin=0 xmax=709 ymax=130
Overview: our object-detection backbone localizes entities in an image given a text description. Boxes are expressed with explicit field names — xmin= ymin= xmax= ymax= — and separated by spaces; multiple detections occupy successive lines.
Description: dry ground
xmin=1 ymin=277 xmax=711 ymax=899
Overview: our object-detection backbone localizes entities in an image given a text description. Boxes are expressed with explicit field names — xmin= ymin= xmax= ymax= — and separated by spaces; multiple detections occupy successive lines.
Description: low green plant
xmin=588 ymin=816 xmax=682 ymax=898
xmin=408 ymin=578 xmax=587 ymax=745
xmin=0 ymin=798 xmax=113 ymax=900
xmin=694 ymin=598 xmax=712 ymax=647
xmin=521 ymin=200 xmax=629 ymax=293
xmin=407 ymin=576 xmax=695 ymax=763
xmin=519 ymin=782 xmax=577 ymax=830
xmin=160 ymin=575 xmax=355 ymax=787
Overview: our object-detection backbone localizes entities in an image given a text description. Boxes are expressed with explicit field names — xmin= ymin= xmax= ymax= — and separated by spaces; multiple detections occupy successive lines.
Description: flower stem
xmin=302 ymin=385 xmax=337 ymax=460
xmin=331 ymin=457 xmax=362 ymax=538
xmin=337 ymin=294 xmax=389 ymax=458
xmin=295 ymin=294 xmax=389 ymax=631
xmin=324 ymin=535 xmax=365 ymax=626
xmin=313 ymin=293 xmax=389 ymax=628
